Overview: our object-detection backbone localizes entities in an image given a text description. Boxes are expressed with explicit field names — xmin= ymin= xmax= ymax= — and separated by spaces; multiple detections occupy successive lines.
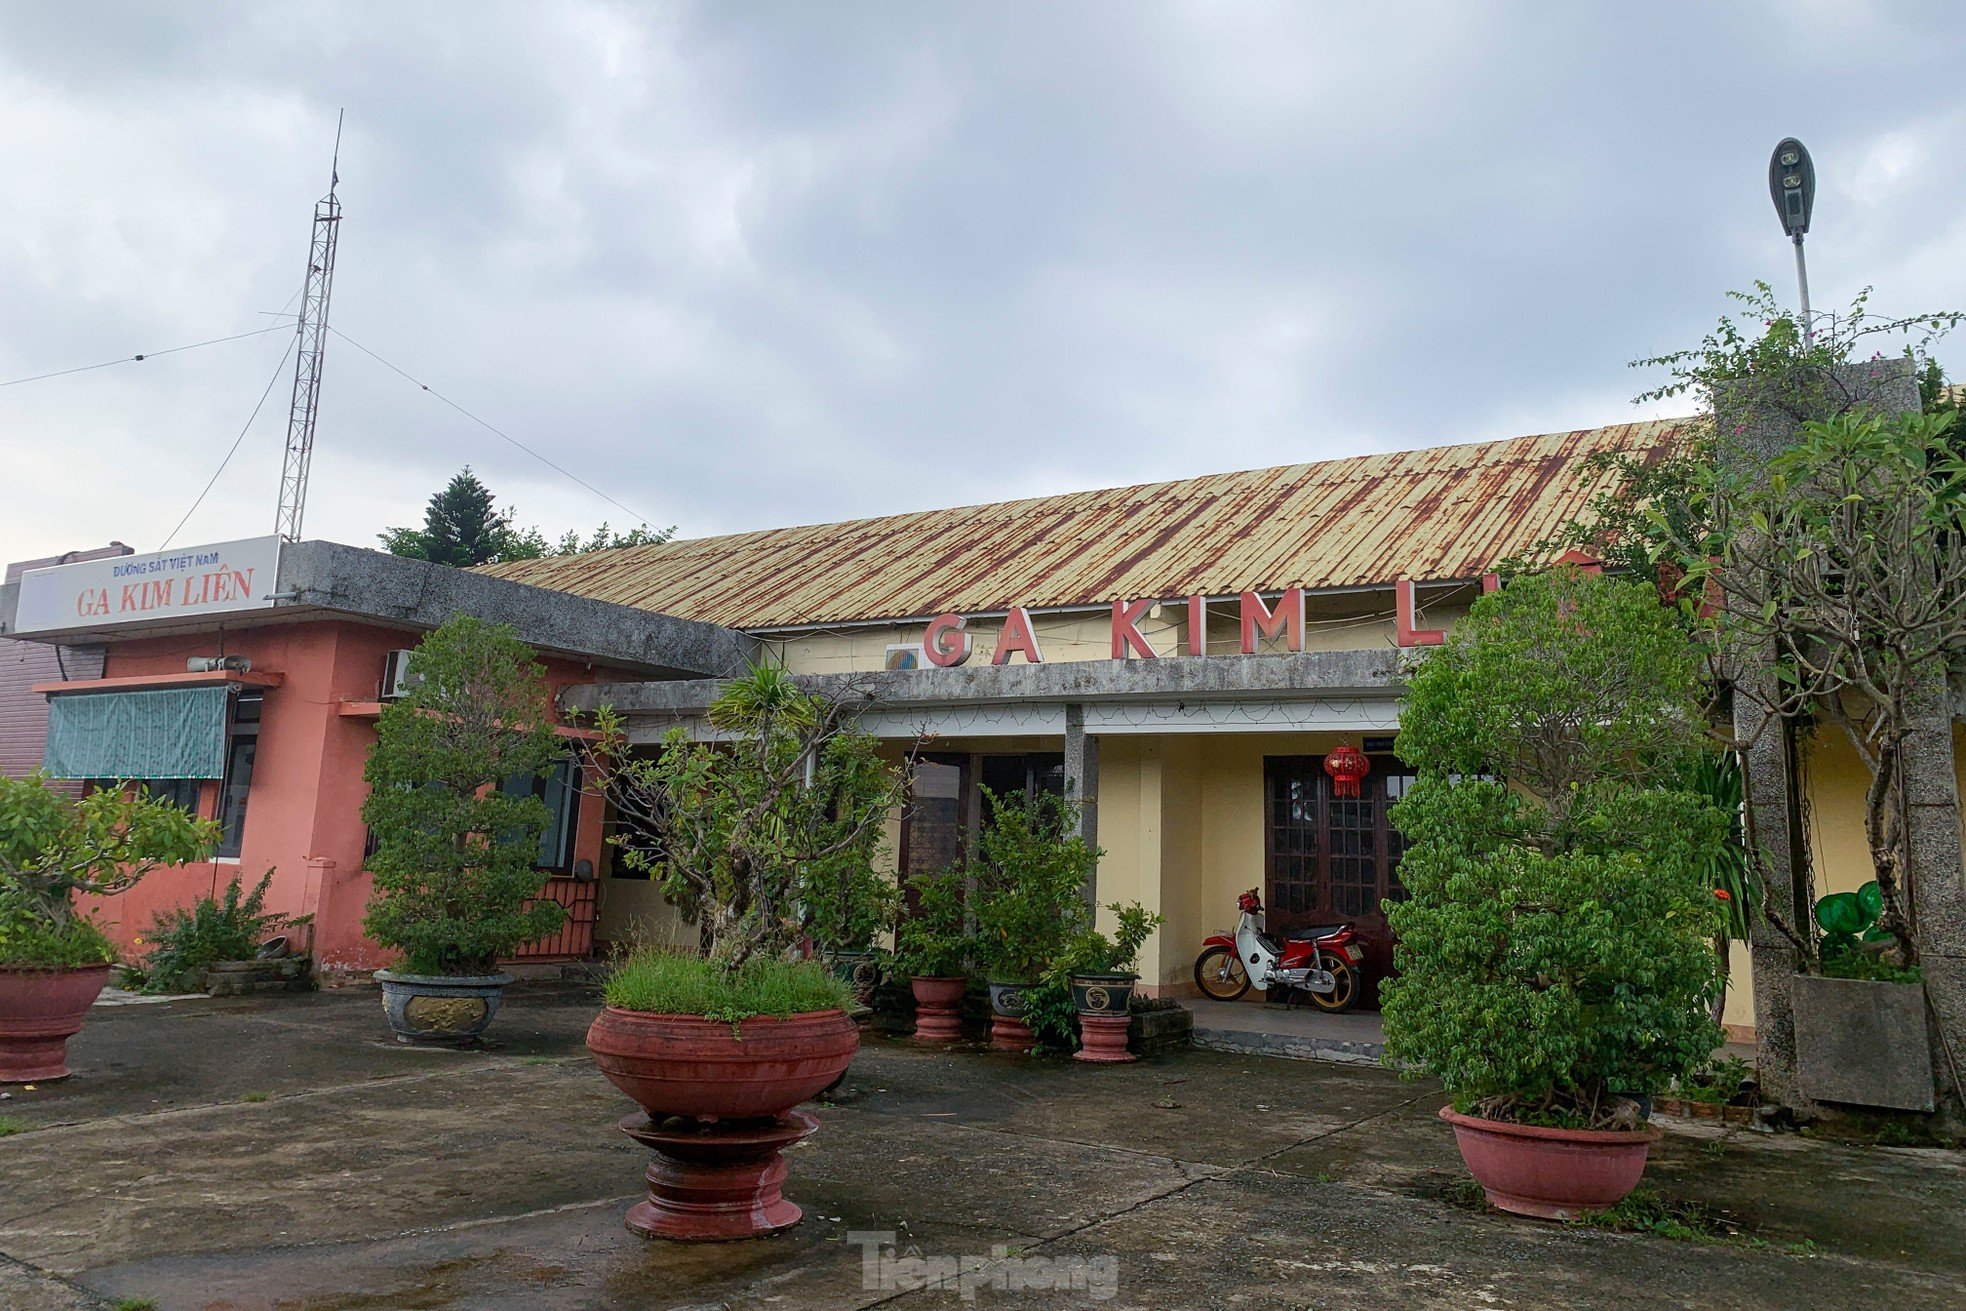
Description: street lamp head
xmin=1768 ymin=137 xmax=1815 ymax=240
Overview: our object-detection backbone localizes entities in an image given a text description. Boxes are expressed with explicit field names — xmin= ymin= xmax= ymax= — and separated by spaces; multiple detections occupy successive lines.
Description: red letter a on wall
xmin=991 ymin=607 xmax=1045 ymax=664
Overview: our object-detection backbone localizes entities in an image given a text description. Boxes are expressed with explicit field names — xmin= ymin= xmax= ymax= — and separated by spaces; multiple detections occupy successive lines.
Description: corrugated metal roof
xmin=479 ymin=421 xmax=1685 ymax=629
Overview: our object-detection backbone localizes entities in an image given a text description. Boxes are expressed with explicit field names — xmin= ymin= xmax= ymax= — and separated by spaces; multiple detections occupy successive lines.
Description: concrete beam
xmin=0 ymin=541 xmax=759 ymax=681
xmin=565 ymin=648 xmax=1403 ymax=716
xmin=277 ymin=542 xmax=759 ymax=679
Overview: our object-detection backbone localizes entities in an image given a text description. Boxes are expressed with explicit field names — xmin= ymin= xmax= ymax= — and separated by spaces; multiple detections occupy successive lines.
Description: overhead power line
xmin=0 ymin=323 xmax=291 ymax=391
xmin=329 ymin=325 xmax=659 ymax=529
xmin=159 ymin=333 xmax=301 ymax=551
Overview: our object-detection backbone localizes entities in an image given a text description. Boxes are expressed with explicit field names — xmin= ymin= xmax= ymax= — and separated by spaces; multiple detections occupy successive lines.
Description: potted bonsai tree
xmin=1382 ymin=569 xmax=1726 ymax=1219
xmin=1057 ymin=902 xmax=1163 ymax=1063
xmin=361 ymin=615 xmax=568 ymax=1045
xmin=968 ymin=787 xmax=1098 ymax=1052
xmin=894 ymin=864 xmax=972 ymax=1043
xmin=0 ymin=773 xmax=218 ymax=1080
xmin=584 ymin=665 xmax=907 ymax=1240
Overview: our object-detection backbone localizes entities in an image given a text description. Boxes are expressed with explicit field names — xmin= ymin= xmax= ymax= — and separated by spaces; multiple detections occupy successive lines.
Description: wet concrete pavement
xmin=1 ymin=986 xmax=1962 ymax=1310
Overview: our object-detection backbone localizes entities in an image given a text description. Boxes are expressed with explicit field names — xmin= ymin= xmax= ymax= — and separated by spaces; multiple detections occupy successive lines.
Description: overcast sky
xmin=1 ymin=1 xmax=1962 ymax=566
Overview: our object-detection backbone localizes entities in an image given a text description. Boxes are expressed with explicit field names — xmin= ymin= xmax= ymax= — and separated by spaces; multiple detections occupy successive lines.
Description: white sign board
xmin=12 ymin=536 xmax=283 ymax=634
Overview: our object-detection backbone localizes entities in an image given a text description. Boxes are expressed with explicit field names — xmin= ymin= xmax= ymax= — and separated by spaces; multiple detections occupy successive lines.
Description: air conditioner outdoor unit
xmin=380 ymin=649 xmax=420 ymax=700
xmin=884 ymin=644 xmax=929 ymax=671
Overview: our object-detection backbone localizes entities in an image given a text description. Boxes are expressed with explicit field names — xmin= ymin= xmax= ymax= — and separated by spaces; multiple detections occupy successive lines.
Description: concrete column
xmin=1736 ymin=688 xmax=1810 ymax=1110
xmin=1135 ymin=739 xmax=1164 ymax=985
xmin=1902 ymin=666 xmax=1966 ymax=1120
xmin=1723 ymin=360 xmax=1929 ymax=1115
xmin=1064 ymin=704 xmax=1100 ymax=909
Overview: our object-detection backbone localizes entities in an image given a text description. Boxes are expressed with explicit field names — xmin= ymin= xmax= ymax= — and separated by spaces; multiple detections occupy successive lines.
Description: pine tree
xmin=379 ymin=468 xmax=674 ymax=565
xmin=380 ymin=468 xmax=511 ymax=566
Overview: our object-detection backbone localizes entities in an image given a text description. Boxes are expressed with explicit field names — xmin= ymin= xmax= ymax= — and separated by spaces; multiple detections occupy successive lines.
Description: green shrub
xmin=0 ymin=773 xmax=218 ymax=969
xmin=1382 ymin=570 xmax=1727 ymax=1128
xmin=1671 ymin=1055 xmax=1755 ymax=1105
xmin=604 ymin=949 xmax=851 ymax=1022
xmin=894 ymin=865 xmax=971 ymax=978
xmin=1021 ymin=976 xmax=1080 ymax=1054
xmin=1820 ymin=946 xmax=1922 ymax=985
xmin=1054 ymin=901 xmax=1163 ymax=978
xmin=361 ymin=616 xmax=568 ymax=976
xmin=0 ymin=888 xmax=116 ymax=968
xmin=137 ymin=869 xmax=308 ymax=994
xmin=969 ymin=788 xmax=1098 ymax=982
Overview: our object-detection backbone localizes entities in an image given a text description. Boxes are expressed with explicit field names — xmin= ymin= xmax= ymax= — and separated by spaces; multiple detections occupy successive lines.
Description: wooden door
xmin=1262 ymin=755 xmax=1416 ymax=1007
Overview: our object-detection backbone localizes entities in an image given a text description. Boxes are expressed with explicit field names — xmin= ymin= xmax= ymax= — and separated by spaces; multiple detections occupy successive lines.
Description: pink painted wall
xmin=72 ymin=619 xmax=633 ymax=974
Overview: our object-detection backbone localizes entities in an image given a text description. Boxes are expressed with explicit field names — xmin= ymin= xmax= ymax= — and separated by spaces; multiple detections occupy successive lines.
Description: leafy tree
xmin=0 ymin=774 xmax=219 ymax=967
xmin=382 ymin=468 xmax=673 ymax=566
xmin=1526 ymin=287 xmax=1964 ymax=965
xmin=1676 ymin=408 xmax=1966 ymax=968
xmin=968 ymin=788 xmax=1098 ymax=983
xmin=588 ymin=666 xmax=909 ymax=975
xmin=1519 ymin=283 xmax=1961 ymax=587
xmin=361 ymin=616 xmax=568 ymax=975
xmin=1381 ymin=570 xmax=1726 ymax=1128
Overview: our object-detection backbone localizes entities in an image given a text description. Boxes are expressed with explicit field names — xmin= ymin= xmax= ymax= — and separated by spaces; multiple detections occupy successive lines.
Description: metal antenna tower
xmin=274 ymin=111 xmax=343 ymax=542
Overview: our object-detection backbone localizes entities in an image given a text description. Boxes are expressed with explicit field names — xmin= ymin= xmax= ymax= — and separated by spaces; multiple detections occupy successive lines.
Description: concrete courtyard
xmin=1 ymin=985 xmax=1962 ymax=1311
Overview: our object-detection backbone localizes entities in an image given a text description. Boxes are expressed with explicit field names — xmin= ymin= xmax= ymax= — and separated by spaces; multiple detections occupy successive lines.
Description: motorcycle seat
xmin=1281 ymin=923 xmax=1347 ymax=941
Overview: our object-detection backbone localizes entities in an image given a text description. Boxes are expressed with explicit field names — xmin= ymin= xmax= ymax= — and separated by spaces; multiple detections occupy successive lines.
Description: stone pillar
xmin=1064 ymin=704 xmax=1100 ymax=910
xmin=1724 ymin=360 xmax=1929 ymax=1115
xmin=1902 ymin=664 xmax=1966 ymax=1121
xmin=1735 ymin=685 xmax=1810 ymax=1110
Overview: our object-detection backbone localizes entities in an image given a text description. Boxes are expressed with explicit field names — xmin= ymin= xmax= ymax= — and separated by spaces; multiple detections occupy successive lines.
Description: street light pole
xmin=1769 ymin=138 xmax=1817 ymax=343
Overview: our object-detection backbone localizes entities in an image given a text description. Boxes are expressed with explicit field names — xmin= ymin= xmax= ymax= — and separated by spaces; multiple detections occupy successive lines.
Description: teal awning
xmin=43 ymin=686 xmax=232 ymax=780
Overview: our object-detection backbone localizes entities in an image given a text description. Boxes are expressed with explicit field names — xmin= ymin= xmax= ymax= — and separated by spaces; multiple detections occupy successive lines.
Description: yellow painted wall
xmin=1716 ymin=722 xmax=1966 ymax=1034
xmin=1088 ymin=730 xmax=1359 ymax=993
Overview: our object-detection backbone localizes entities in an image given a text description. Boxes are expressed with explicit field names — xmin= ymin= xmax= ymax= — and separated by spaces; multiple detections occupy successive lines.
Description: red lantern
xmin=1324 ymin=744 xmax=1371 ymax=799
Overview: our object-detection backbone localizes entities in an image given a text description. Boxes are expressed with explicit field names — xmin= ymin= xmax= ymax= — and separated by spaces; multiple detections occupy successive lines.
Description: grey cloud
xmin=1 ymin=0 xmax=1962 ymax=565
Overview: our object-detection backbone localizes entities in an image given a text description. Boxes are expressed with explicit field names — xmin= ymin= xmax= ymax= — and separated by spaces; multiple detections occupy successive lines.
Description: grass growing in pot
xmin=605 ymin=951 xmax=851 ymax=1023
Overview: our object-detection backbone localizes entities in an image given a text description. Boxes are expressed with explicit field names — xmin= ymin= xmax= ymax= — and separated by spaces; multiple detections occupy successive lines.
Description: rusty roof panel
xmin=478 ymin=421 xmax=1685 ymax=629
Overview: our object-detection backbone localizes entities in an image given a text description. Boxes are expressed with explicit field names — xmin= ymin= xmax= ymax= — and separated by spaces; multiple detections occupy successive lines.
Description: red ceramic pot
xmin=909 ymin=976 xmax=967 ymax=1043
xmin=586 ymin=1006 xmax=859 ymax=1122
xmin=989 ymin=1014 xmax=1035 ymax=1052
xmin=1439 ymin=1105 xmax=1661 ymax=1220
xmin=1074 ymin=1013 xmax=1134 ymax=1064
xmin=0 ymin=964 xmax=113 ymax=1083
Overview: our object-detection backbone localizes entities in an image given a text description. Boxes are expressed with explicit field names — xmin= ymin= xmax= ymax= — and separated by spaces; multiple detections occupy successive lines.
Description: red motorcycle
xmin=1193 ymin=889 xmax=1365 ymax=1013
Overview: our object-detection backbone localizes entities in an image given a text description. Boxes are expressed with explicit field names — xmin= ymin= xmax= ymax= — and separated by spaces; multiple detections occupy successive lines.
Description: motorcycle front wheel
xmin=1304 ymin=955 xmax=1360 ymax=1013
xmin=1193 ymin=946 xmax=1250 ymax=1001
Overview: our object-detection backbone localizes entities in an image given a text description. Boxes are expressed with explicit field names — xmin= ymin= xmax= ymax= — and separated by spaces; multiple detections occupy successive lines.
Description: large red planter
xmin=909 ymin=976 xmax=967 ymax=1043
xmin=0 ymin=964 xmax=113 ymax=1083
xmin=1439 ymin=1105 xmax=1661 ymax=1220
xmin=586 ymin=1006 xmax=858 ymax=1241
